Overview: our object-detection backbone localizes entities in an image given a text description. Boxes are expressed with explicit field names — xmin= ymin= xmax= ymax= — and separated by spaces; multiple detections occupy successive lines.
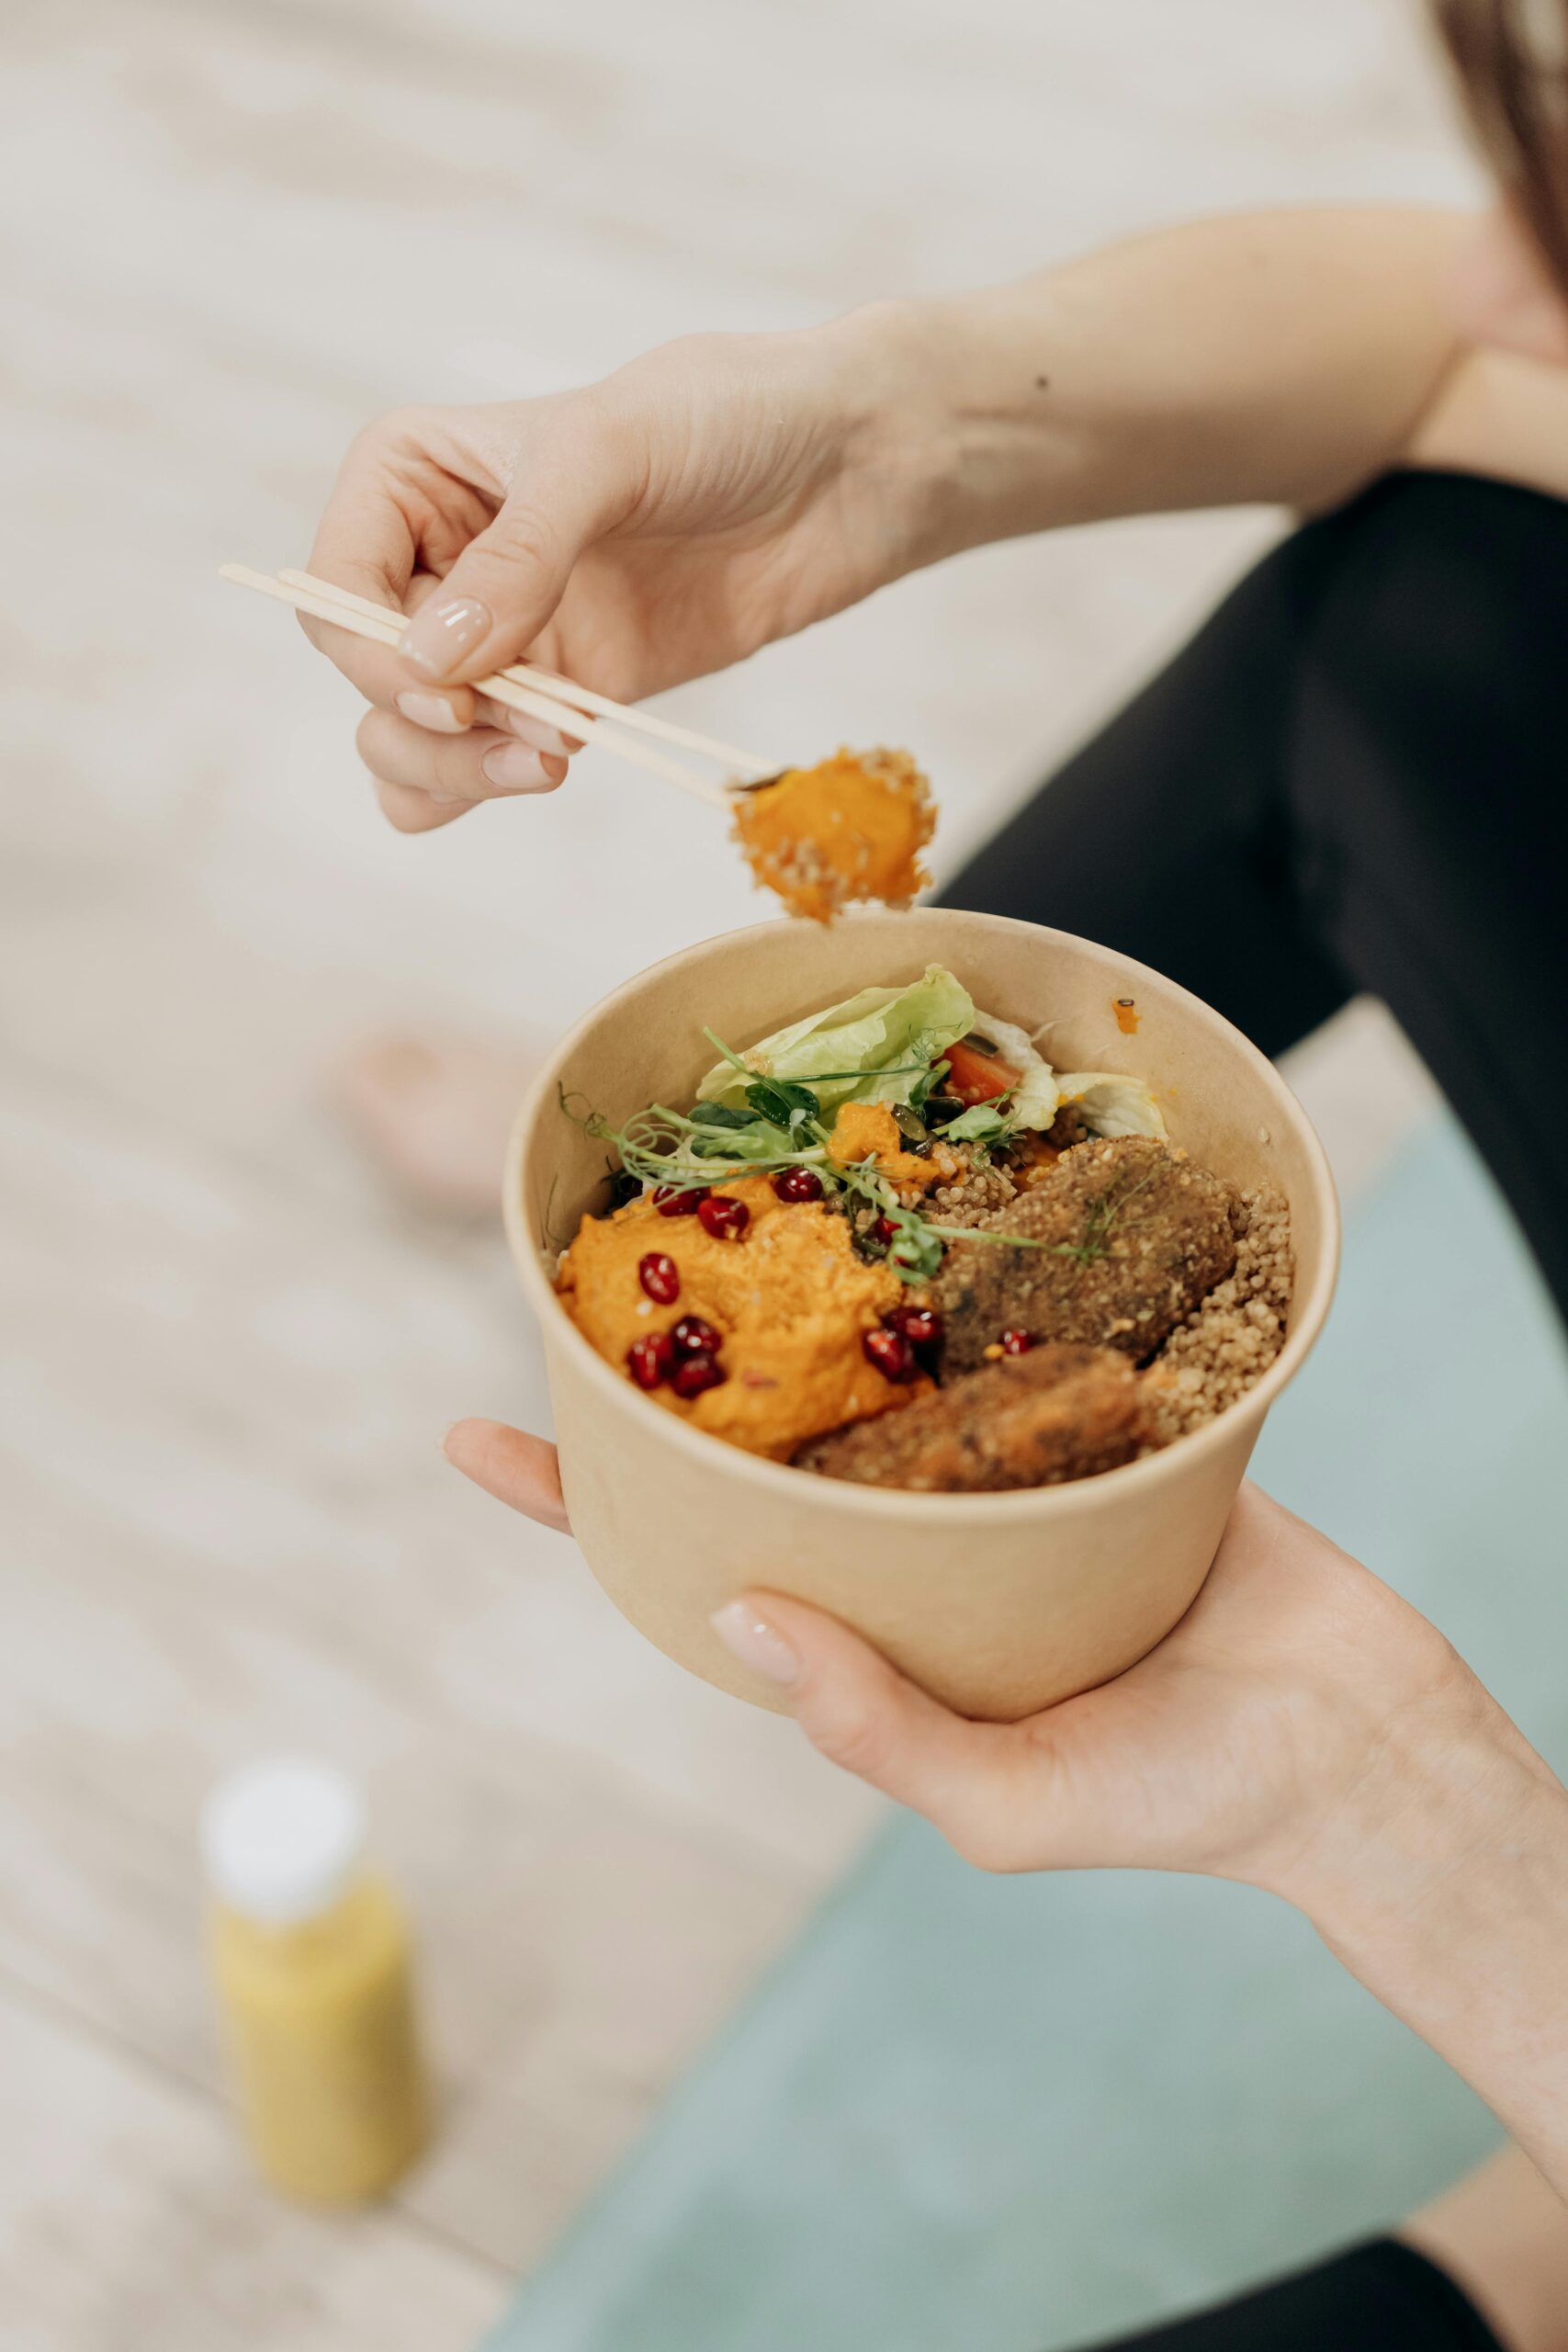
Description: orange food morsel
xmin=1113 ymin=997 xmax=1140 ymax=1035
xmin=556 ymin=1172 xmax=924 ymax=1459
xmin=731 ymin=747 xmax=935 ymax=923
xmin=827 ymin=1101 xmax=942 ymax=1192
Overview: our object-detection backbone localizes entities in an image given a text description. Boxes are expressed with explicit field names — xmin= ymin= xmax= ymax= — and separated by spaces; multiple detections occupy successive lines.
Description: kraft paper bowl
xmin=504 ymin=910 xmax=1338 ymax=1721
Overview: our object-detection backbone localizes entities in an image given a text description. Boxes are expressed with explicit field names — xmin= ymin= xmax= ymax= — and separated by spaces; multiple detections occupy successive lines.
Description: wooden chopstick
xmin=279 ymin=569 xmax=777 ymax=782
xmin=218 ymin=565 xmax=737 ymax=810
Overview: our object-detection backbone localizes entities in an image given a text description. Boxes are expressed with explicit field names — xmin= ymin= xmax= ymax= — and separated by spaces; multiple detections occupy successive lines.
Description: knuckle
xmin=352 ymin=402 xmax=433 ymax=458
xmin=433 ymin=733 xmax=483 ymax=796
xmin=355 ymin=707 xmax=389 ymax=762
xmin=372 ymin=780 xmax=421 ymax=831
xmin=481 ymin=499 xmax=564 ymax=580
xmin=801 ymin=1699 xmax=893 ymax=1785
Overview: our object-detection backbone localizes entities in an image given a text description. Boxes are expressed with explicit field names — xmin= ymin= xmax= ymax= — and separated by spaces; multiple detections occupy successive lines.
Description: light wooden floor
xmin=2 ymin=2 xmax=1458 ymax=2345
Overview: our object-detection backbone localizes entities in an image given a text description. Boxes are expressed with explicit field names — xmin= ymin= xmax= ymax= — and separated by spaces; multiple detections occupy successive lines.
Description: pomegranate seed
xmin=773 ymin=1166 xmax=824 ymax=1203
xmin=870 ymin=1215 xmax=898 ymax=1246
xmin=862 ymin=1326 xmax=918 ymax=1383
xmin=626 ymin=1331 xmax=675 ymax=1390
xmin=671 ymin=1351 xmax=727 ymax=1399
xmin=886 ymin=1305 xmax=943 ymax=1350
xmin=670 ymin=1314 xmax=722 ymax=1359
xmin=999 ymin=1328 xmax=1035 ymax=1355
xmin=697 ymin=1193 xmax=750 ymax=1241
xmin=654 ymin=1186 xmax=707 ymax=1217
xmin=638 ymin=1251 xmax=681 ymax=1305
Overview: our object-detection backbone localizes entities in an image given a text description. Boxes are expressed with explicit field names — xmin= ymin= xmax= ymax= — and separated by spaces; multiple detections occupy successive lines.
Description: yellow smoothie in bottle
xmin=202 ymin=1758 xmax=429 ymax=2205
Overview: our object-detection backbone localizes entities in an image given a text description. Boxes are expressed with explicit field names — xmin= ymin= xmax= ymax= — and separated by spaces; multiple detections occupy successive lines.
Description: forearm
xmin=1287 ymin=1690 xmax=1568 ymax=2198
xmin=873 ymin=208 xmax=1471 ymax=556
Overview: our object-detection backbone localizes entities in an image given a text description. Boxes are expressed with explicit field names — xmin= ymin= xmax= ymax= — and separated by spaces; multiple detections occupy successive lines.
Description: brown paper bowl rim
xmin=505 ymin=911 xmax=1340 ymax=1523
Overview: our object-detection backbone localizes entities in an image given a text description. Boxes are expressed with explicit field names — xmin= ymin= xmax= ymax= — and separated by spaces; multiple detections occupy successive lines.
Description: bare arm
xmin=886 ymin=208 xmax=1472 ymax=558
xmin=1300 ymin=1704 xmax=1568 ymax=2195
xmin=303 ymin=206 xmax=1476 ymax=824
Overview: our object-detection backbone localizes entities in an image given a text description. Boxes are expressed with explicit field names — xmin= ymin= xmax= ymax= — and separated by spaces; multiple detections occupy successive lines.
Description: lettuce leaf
xmin=964 ymin=1007 xmax=1060 ymax=1130
xmin=1055 ymin=1071 xmax=1166 ymax=1138
xmin=695 ymin=965 xmax=975 ymax=1115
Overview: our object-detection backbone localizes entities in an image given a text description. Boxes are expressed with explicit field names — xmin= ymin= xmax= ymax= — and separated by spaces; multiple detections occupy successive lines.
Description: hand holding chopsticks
xmin=220 ymin=564 xmax=779 ymax=809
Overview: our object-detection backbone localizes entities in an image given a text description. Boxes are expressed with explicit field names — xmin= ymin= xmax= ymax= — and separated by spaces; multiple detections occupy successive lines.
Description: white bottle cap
xmin=201 ymin=1758 xmax=367 ymax=1925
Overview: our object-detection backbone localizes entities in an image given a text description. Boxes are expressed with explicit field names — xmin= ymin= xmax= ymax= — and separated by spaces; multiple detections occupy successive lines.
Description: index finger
xmin=299 ymin=437 xmax=487 ymax=724
xmin=443 ymin=1419 xmax=572 ymax=1533
xmin=310 ymin=425 xmax=420 ymax=614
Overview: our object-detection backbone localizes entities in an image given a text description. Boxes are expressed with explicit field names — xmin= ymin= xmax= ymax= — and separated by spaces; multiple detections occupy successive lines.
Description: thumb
xmin=397 ymin=401 xmax=639 ymax=684
xmin=712 ymin=1591 xmax=1033 ymax=1870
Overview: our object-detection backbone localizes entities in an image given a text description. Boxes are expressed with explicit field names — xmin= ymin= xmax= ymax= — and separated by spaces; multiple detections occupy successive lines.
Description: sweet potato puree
xmin=731 ymin=748 xmax=934 ymax=923
xmin=557 ymin=1173 xmax=922 ymax=1458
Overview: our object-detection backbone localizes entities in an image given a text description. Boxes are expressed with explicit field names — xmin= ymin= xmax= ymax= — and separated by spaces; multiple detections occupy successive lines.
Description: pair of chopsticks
xmin=219 ymin=564 xmax=779 ymax=808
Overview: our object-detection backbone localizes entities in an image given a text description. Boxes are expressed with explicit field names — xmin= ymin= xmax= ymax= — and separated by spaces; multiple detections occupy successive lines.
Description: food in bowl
xmin=731 ymin=747 xmax=935 ymax=922
xmin=553 ymin=964 xmax=1293 ymax=1490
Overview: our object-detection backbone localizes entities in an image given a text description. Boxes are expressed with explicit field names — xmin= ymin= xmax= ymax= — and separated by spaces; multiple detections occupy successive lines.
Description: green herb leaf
xmin=744 ymin=1078 xmax=821 ymax=1127
xmin=939 ymin=1097 xmax=1018 ymax=1146
xmin=688 ymin=1102 xmax=758 ymax=1130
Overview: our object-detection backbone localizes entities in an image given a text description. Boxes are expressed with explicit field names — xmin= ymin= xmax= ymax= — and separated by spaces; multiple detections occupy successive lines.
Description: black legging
xmin=946 ymin=467 xmax=1568 ymax=1329
xmin=1077 ymin=2240 xmax=1503 ymax=2351
xmin=942 ymin=468 xmax=1564 ymax=2350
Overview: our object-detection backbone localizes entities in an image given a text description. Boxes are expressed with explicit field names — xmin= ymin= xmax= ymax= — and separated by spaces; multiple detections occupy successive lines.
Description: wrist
xmin=821 ymin=288 xmax=1074 ymax=570
xmin=1290 ymin=1702 xmax=1568 ymax=2180
xmin=1279 ymin=1671 xmax=1568 ymax=1968
xmin=816 ymin=296 xmax=974 ymax=571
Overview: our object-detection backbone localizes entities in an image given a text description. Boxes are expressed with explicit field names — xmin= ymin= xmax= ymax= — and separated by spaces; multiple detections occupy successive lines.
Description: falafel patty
xmin=931 ymin=1135 xmax=1239 ymax=1374
xmin=795 ymin=1341 xmax=1146 ymax=1492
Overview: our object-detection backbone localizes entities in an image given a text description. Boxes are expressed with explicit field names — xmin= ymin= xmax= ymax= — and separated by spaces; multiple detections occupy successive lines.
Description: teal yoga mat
xmin=486 ymin=1114 xmax=1568 ymax=2351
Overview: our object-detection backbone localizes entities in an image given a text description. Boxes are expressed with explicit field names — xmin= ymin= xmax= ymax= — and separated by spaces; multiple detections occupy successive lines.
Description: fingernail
xmin=507 ymin=710 xmax=573 ymax=756
xmin=481 ymin=742 xmax=565 ymax=793
xmin=396 ymin=690 xmax=467 ymax=734
xmin=400 ymin=596 xmax=491 ymax=679
xmin=710 ymin=1600 xmax=799 ymax=1686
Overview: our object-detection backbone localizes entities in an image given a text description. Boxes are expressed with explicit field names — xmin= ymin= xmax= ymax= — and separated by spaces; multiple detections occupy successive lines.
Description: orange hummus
xmin=556 ymin=1172 xmax=922 ymax=1459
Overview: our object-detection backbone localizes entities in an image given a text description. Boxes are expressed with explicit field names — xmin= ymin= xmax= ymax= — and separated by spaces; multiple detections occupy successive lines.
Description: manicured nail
xmin=396 ymin=690 xmax=467 ymax=734
xmin=399 ymin=596 xmax=491 ymax=679
xmin=481 ymin=741 xmax=563 ymax=793
xmin=507 ymin=709 xmax=573 ymax=756
xmin=710 ymin=1600 xmax=799 ymax=1686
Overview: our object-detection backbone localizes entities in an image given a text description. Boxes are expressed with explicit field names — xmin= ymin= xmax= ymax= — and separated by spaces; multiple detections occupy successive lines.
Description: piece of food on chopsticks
xmin=552 ymin=964 xmax=1292 ymax=1487
xmin=731 ymin=747 xmax=935 ymax=923
xmin=219 ymin=570 xmax=940 ymax=924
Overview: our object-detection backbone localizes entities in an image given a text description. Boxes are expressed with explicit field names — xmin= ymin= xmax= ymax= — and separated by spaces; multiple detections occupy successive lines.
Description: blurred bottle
xmin=201 ymin=1757 xmax=429 ymax=2204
